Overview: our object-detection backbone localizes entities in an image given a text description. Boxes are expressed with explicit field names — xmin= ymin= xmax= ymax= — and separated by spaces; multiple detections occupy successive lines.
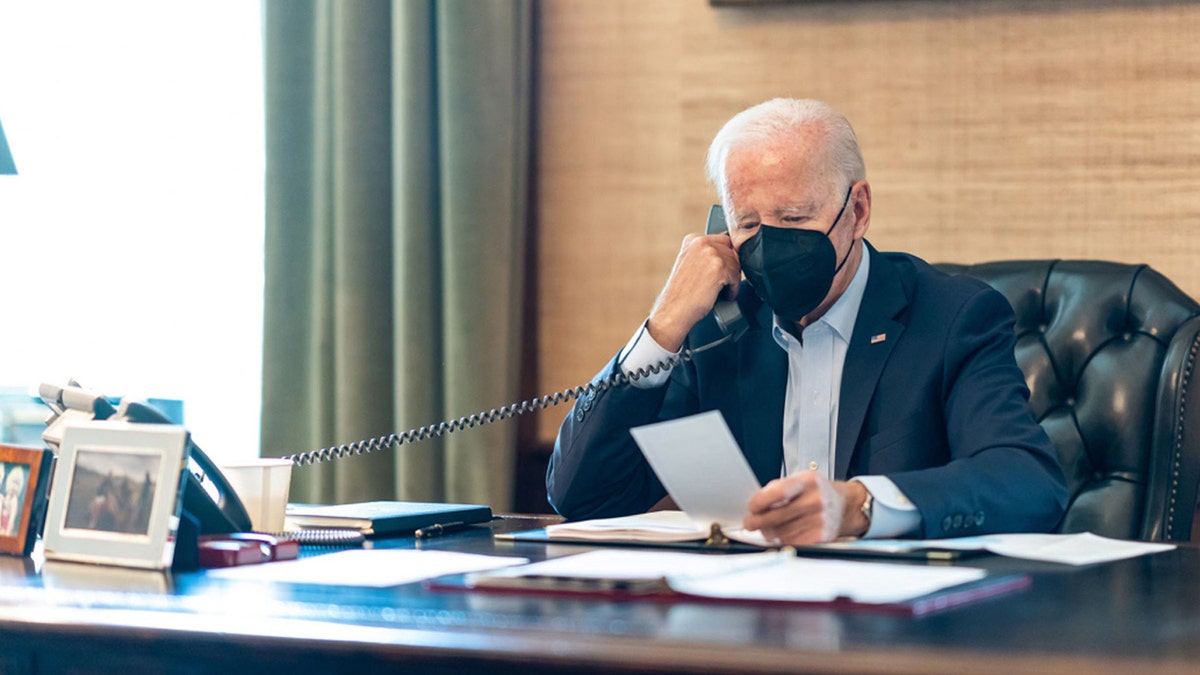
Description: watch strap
xmin=859 ymin=488 xmax=874 ymax=525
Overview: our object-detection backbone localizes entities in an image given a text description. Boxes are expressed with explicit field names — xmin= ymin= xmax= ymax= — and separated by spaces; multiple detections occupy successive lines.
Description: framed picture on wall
xmin=709 ymin=0 xmax=805 ymax=4
xmin=43 ymin=422 xmax=190 ymax=570
xmin=0 ymin=445 xmax=53 ymax=556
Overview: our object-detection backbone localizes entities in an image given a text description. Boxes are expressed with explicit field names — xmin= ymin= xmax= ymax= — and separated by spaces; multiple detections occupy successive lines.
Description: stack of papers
xmin=465 ymin=548 xmax=1004 ymax=614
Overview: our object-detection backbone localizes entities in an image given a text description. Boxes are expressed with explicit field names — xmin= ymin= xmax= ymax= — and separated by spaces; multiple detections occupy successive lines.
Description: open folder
xmin=537 ymin=510 xmax=773 ymax=547
xmin=444 ymin=548 xmax=1029 ymax=616
xmin=499 ymin=511 xmax=985 ymax=560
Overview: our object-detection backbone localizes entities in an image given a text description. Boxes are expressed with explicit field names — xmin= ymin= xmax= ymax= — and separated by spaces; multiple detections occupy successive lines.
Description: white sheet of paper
xmin=975 ymin=532 xmax=1174 ymax=565
xmin=481 ymin=549 xmax=791 ymax=582
xmin=629 ymin=411 xmax=763 ymax=530
xmin=668 ymin=557 xmax=986 ymax=604
xmin=819 ymin=532 xmax=1174 ymax=566
xmin=206 ymin=549 xmax=529 ymax=587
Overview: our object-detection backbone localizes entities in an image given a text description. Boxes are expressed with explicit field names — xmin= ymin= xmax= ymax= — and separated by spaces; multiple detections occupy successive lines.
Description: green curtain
xmin=261 ymin=0 xmax=532 ymax=510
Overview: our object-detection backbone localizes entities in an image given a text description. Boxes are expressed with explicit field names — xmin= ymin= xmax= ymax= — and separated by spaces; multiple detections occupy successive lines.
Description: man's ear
xmin=851 ymin=180 xmax=872 ymax=239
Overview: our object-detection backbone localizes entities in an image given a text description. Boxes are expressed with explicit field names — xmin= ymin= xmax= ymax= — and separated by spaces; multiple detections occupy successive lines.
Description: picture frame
xmin=43 ymin=421 xmax=190 ymax=570
xmin=0 ymin=444 xmax=53 ymax=556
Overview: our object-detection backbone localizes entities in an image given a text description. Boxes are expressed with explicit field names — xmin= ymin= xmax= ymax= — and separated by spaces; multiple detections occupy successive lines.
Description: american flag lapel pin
xmin=870 ymin=333 xmax=887 ymax=344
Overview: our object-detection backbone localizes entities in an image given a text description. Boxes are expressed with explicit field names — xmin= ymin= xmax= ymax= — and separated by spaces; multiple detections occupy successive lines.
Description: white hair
xmin=705 ymin=98 xmax=866 ymax=205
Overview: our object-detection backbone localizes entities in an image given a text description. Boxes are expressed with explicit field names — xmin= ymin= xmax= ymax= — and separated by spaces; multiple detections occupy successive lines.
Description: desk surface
xmin=0 ymin=516 xmax=1198 ymax=675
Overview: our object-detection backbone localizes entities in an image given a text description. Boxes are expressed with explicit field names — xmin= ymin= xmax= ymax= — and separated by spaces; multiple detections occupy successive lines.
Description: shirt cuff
xmin=617 ymin=321 xmax=677 ymax=389
xmin=851 ymin=475 xmax=921 ymax=539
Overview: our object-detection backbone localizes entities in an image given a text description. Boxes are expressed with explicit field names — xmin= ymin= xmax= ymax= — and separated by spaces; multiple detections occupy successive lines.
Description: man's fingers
xmin=744 ymin=474 xmax=849 ymax=545
xmin=744 ymin=491 xmax=820 ymax=532
xmin=760 ymin=519 xmax=825 ymax=546
xmin=747 ymin=475 xmax=810 ymax=514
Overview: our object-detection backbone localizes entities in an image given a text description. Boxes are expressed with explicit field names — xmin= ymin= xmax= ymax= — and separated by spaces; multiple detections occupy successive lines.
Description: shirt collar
xmin=772 ymin=244 xmax=871 ymax=348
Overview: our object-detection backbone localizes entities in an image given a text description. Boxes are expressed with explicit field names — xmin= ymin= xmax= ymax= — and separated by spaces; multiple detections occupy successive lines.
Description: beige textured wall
xmin=533 ymin=0 xmax=1200 ymax=445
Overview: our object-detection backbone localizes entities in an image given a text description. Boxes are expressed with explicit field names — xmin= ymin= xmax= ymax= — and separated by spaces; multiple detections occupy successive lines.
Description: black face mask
xmin=738 ymin=186 xmax=854 ymax=323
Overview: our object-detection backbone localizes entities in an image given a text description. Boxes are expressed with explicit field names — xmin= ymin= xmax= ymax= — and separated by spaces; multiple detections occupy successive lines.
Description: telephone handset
xmin=37 ymin=207 xmax=752 ymax=525
xmin=705 ymin=204 xmax=748 ymax=342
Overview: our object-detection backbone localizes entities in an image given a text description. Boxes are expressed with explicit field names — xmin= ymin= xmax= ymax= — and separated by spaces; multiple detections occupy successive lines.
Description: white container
xmin=218 ymin=458 xmax=293 ymax=532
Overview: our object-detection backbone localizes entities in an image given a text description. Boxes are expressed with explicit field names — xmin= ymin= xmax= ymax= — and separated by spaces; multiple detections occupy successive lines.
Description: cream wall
xmin=533 ymin=0 xmax=1200 ymax=444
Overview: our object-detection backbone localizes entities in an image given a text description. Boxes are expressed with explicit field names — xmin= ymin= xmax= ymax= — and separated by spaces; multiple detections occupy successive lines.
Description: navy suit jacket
xmin=547 ymin=244 xmax=1068 ymax=537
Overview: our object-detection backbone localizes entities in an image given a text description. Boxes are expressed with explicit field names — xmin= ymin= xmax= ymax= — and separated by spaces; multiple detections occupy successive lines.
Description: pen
xmin=415 ymin=521 xmax=470 ymax=539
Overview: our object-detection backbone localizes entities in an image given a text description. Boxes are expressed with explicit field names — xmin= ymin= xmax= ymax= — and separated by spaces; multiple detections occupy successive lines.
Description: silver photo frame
xmin=43 ymin=421 xmax=190 ymax=570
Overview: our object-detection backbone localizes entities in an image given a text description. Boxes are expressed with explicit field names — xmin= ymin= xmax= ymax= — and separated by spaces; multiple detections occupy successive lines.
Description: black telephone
xmin=36 ymin=207 xmax=750 ymax=537
xmin=705 ymin=204 xmax=748 ymax=342
xmin=39 ymin=384 xmax=252 ymax=537
xmin=119 ymin=400 xmax=253 ymax=534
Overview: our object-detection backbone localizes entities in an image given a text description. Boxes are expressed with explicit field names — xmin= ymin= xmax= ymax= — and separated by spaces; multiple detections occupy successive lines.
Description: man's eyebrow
xmin=732 ymin=208 xmax=759 ymax=223
xmin=775 ymin=202 xmax=819 ymax=217
xmin=733 ymin=202 xmax=819 ymax=223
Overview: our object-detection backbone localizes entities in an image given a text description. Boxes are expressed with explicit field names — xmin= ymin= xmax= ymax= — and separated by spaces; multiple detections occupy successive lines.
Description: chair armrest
xmin=1145 ymin=315 xmax=1200 ymax=541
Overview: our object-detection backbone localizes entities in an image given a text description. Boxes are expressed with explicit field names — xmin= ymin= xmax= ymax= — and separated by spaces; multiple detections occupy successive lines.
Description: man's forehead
xmin=730 ymin=134 xmax=819 ymax=165
xmin=751 ymin=145 xmax=790 ymax=169
xmin=728 ymin=132 xmax=830 ymax=176
xmin=726 ymin=149 xmax=830 ymax=207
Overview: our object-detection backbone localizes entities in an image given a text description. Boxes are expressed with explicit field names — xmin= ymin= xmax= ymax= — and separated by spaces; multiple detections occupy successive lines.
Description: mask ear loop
xmin=825 ymin=184 xmax=856 ymax=276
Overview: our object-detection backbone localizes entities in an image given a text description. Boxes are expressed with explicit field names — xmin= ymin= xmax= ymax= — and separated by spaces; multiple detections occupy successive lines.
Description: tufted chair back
xmin=936 ymin=260 xmax=1200 ymax=542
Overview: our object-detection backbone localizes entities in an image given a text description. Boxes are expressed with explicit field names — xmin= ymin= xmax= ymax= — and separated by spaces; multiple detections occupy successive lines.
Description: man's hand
xmin=743 ymin=473 xmax=871 ymax=544
xmin=646 ymin=233 xmax=742 ymax=352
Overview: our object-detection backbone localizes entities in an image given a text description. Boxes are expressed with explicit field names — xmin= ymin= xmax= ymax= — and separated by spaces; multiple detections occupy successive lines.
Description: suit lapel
xmin=835 ymin=246 xmax=911 ymax=479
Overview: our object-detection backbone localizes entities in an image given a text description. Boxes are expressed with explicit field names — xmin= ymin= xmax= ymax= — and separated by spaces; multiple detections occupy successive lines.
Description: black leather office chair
xmin=936 ymin=260 xmax=1200 ymax=542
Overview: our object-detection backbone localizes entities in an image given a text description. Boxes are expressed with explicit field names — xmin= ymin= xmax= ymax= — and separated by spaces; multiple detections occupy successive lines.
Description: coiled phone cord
xmin=284 ymin=332 xmax=735 ymax=467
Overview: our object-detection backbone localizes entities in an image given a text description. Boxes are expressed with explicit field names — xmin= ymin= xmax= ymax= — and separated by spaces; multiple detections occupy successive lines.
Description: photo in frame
xmin=0 ymin=444 xmax=53 ymax=556
xmin=43 ymin=421 xmax=190 ymax=570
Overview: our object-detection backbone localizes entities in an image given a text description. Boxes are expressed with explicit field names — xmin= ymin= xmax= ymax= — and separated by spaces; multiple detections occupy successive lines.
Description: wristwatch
xmin=859 ymin=489 xmax=874 ymax=528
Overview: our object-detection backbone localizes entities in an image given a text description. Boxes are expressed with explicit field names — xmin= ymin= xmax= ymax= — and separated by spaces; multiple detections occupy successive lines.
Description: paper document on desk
xmin=818 ymin=532 xmax=1174 ymax=566
xmin=669 ymin=555 xmax=987 ymax=604
xmin=628 ymin=410 xmax=763 ymax=535
xmin=472 ymin=548 xmax=792 ymax=593
xmin=973 ymin=532 xmax=1173 ymax=565
xmin=207 ymin=549 xmax=529 ymax=587
xmin=469 ymin=548 xmax=988 ymax=606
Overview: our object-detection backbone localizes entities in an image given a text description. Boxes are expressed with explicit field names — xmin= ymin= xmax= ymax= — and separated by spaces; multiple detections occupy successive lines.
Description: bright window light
xmin=0 ymin=1 xmax=264 ymax=465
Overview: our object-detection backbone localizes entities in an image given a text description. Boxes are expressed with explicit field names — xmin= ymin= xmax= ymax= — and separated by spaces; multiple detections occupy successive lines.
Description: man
xmin=546 ymin=98 xmax=1067 ymax=544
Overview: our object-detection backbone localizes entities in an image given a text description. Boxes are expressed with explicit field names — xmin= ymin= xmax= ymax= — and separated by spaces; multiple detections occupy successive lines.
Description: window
xmin=0 ymin=2 xmax=264 ymax=465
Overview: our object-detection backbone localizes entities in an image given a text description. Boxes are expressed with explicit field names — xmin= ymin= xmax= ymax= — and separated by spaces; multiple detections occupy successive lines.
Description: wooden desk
xmin=0 ymin=516 xmax=1197 ymax=675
